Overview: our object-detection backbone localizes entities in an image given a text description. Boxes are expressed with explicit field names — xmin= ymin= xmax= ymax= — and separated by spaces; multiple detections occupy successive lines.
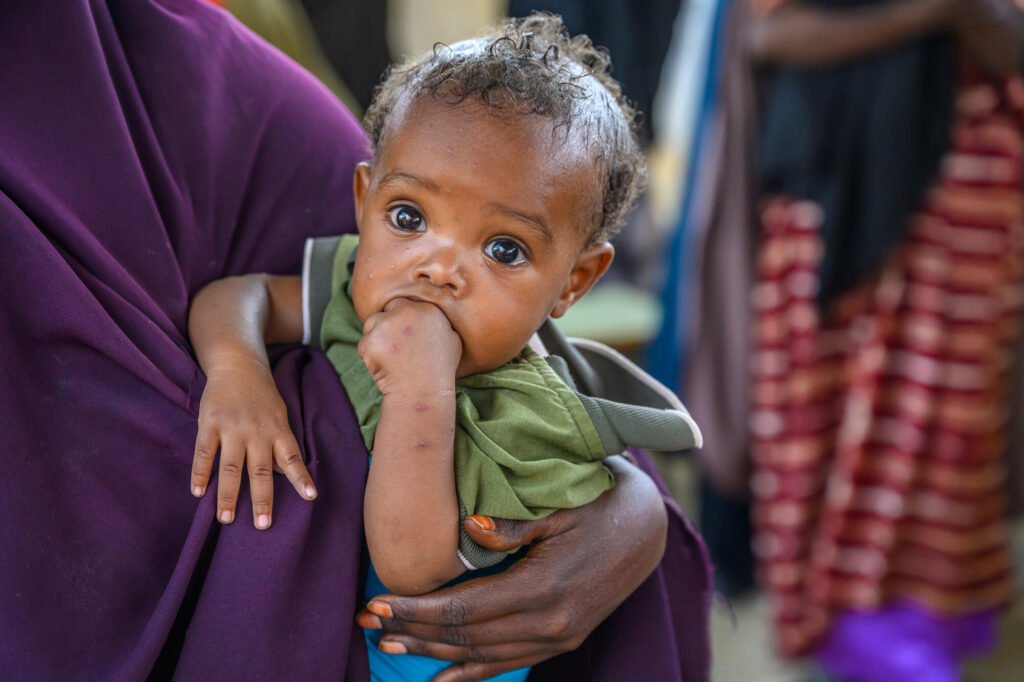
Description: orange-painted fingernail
xmin=379 ymin=641 xmax=406 ymax=655
xmin=357 ymin=612 xmax=383 ymax=629
xmin=367 ymin=600 xmax=393 ymax=618
xmin=468 ymin=514 xmax=495 ymax=531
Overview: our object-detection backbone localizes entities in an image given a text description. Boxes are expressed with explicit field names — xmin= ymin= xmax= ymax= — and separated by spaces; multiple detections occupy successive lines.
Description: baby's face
xmin=351 ymin=97 xmax=612 ymax=378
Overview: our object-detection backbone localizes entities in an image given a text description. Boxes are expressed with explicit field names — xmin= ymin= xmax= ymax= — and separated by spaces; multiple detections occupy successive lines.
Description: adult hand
xmin=355 ymin=456 xmax=668 ymax=681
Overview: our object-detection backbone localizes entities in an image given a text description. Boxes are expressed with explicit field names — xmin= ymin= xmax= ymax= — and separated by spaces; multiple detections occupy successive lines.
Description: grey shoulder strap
xmin=538 ymin=320 xmax=703 ymax=456
xmin=302 ymin=235 xmax=343 ymax=349
xmin=537 ymin=319 xmax=602 ymax=395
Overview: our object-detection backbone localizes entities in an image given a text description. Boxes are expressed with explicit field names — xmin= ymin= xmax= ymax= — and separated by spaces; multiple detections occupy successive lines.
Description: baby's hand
xmin=192 ymin=361 xmax=317 ymax=529
xmin=358 ymin=298 xmax=462 ymax=397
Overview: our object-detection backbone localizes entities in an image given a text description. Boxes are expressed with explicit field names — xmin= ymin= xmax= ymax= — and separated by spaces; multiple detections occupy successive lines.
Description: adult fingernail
xmin=304 ymin=484 xmax=317 ymax=500
xmin=379 ymin=641 xmax=406 ymax=655
xmin=468 ymin=514 xmax=495 ymax=531
xmin=357 ymin=613 xmax=383 ymax=629
xmin=192 ymin=486 xmax=205 ymax=497
xmin=219 ymin=510 xmax=234 ymax=524
xmin=256 ymin=514 xmax=271 ymax=529
xmin=367 ymin=600 xmax=393 ymax=618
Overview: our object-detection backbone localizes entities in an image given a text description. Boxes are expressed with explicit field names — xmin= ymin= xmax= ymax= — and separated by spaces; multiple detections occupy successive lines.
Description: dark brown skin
xmin=356 ymin=456 xmax=668 ymax=682
xmin=748 ymin=0 xmax=1024 ymax=77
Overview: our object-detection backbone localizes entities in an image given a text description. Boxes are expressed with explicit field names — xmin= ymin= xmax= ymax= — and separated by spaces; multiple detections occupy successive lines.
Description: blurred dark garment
xmin=299 ymin=0 xmax=390 ymax=111
xmin=508 ymin=0 xmax=683 ymax=144
xmin=1009 ymin=328 xmax=1024 ymax=515
xmin=219 ymin=0 xmax=363 ymax=114
xmin=699 ymin=477 xmax=755 ymax=597
xmin=759 ymin=0 xmax=955 ymax=306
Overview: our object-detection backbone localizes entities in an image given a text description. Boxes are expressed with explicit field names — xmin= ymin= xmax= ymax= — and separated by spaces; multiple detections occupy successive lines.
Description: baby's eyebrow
xmin=377 ymin=169 xmax=440 ymax=193
xmin=488 ymin=202 xmax=554 ymax=245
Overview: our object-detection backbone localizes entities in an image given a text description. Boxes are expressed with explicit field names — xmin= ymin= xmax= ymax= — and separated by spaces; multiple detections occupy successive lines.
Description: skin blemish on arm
xmin=403 ymin=326 xmax=413 ymax=336
xmin=416 ymin=439 xmax=430 ymax=448
xmin=389 ymin=344 xmax=399 ymax=353
xmin=413 ymin=402 xmax=428 ymax=412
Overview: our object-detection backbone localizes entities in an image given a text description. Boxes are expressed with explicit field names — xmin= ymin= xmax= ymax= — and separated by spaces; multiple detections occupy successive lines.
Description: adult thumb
xmin=463 ymin=512 xmax=571 ymax=552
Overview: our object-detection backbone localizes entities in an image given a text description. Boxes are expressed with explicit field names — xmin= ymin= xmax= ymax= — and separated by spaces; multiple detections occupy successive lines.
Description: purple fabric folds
xmin=0 ymin=1 xmax=710 ymax=679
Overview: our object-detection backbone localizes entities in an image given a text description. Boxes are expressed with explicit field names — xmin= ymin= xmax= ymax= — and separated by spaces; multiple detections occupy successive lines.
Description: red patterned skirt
xmin=751 ymin=78 xmax=1024 ymax=657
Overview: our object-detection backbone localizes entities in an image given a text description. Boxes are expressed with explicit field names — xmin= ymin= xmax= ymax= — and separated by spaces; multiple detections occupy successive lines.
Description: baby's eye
xmin=485 ymin=238 xmax=526 ymax=265
xmin=387 ymin=205 xmax=425 ymax=232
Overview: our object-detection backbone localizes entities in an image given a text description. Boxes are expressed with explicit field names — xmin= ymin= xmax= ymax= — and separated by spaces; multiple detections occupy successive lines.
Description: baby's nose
xmin=412 ymin=247 xmax=467 ymax=293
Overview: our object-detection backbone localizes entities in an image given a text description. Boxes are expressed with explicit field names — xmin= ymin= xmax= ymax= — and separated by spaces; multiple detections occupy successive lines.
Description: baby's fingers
xmin=248 ymin=440 xmax=275 ymax=530
xmin=274 ymin=435 xmax=317 ymax=502
xmin=217 ymin=436 xmax=244 ymax=524
xmin=191 ymin=426 xmax=220 ymax=498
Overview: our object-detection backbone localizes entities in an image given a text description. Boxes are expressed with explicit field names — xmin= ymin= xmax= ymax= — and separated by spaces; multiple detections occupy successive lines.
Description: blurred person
xmin=747 ymin=1 xmax=1024 ymax=680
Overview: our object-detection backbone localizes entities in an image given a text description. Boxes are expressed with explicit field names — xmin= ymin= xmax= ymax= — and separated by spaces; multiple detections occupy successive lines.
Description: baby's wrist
xmin=205 ymin=349 xmax=271 ymax=377
xmin=379 ymin=384 xmax=456 ymax=405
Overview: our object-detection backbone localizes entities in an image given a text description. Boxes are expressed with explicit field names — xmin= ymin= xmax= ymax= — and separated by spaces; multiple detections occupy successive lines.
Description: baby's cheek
xmin=350 ymin=280 xmax=374 ymax=323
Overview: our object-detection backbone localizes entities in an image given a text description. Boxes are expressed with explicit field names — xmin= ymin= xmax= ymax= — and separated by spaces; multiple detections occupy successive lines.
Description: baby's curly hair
xmin=363 ymin=13 xmax=646 ymax=244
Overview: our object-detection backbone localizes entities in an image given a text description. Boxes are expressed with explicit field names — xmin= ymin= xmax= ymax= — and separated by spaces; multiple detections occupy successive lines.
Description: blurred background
xmin=207 ymin=1 xmax=1024 ymax=679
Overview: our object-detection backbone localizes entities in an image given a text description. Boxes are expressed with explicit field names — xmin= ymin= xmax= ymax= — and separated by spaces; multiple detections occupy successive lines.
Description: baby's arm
xmin=188 ymin=275 xmax=317 ymax=528
xmin=359 ymin=298 xmax=467 ymax=595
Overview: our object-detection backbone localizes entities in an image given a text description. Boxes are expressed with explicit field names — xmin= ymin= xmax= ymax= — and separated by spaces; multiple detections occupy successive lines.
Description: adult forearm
xmin=953 ymin=0 xmax=1024 ymax=77
xmin=364 ymin=391 xmax=463 ymax=595
xmin=748 ymin=0 xmax=953 ymax=67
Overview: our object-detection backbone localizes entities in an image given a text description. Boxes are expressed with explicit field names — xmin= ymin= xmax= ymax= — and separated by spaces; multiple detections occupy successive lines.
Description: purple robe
xmin=0 ymin=1 xmax=711 ymax=679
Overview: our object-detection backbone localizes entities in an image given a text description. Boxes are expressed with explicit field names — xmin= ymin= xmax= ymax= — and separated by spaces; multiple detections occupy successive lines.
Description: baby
xmin=187 ymin=13 xmax=698 ymax=681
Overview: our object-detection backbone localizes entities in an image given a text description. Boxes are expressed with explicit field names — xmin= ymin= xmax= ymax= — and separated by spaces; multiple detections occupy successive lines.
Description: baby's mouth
xmin=387 ymin=294 xmax=458 ymax=330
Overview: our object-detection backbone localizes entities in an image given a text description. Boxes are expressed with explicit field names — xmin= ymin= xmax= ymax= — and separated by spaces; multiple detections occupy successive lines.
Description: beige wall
xmin=387 ymin=0 xmax=507 ymax=60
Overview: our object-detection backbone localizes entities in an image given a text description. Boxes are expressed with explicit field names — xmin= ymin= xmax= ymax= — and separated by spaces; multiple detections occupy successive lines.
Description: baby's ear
xmin=352 ymin=162 xmax=372 ymax=230
xmin=550 ymin=242 xmax=614 ymax=318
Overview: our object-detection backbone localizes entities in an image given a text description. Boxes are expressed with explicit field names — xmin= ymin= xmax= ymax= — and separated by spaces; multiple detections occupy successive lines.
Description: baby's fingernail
xmin=379 ymin=641 xmax=406 ymax=655
xmin=468 ymin=514 xmax=495 ymax=531
xmin=304 ymin=484 xmax=317 ymax=500
xmin=367 ymin=600 xmax=393 ymax=618
xmin=256 ymin=514 xmax=271 ymax=529
xmin=192 ymin=486 xmax=205 ymax=498
xmin=219 ymin=510 xmax=234 ymax=524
